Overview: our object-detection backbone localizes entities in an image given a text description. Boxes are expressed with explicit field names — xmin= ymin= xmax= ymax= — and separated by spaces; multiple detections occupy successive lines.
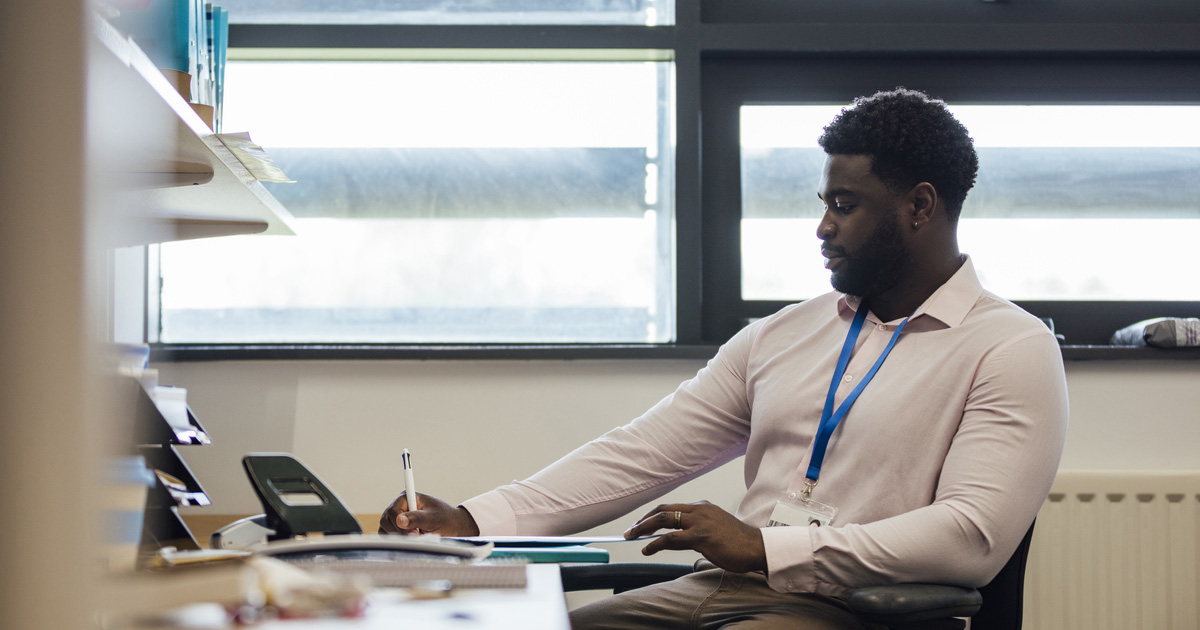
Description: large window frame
xmin=699 ymin=56 xmax=1200 ymax=350
xmin=152 ymin=0 xmax=1200 ymax=361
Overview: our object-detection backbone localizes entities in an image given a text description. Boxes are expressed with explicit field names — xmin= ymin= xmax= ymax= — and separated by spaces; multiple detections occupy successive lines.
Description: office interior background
xmin=3 ymin=0 xmax=1200 ymax=628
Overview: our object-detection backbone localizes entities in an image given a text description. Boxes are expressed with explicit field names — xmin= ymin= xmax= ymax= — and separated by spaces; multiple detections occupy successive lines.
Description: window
xmin=156 ymin=59 xmax=675 ymax=343
xmin=700 ymin=57 xmax=1200 ymax=347
xmin=215 ymin=0 xmax=673 ymax=25
xmin=153 ymin=4 xmax=1200 ymax=356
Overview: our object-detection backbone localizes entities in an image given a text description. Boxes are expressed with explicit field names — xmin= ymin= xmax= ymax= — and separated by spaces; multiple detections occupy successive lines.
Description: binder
xmin=488 ymin=545 xmax=610 ymax=564
xmin=109 ymin=0 xmax=196 ymax=76
xmin=214 ymin=6 xmax=228 ymax=130
xmin=282 ymin=556 xmax=529 ymax=589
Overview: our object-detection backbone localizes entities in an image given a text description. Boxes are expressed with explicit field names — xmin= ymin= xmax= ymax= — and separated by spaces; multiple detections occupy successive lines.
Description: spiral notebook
xmin=284 ymin=556 xmax=528 ymax=589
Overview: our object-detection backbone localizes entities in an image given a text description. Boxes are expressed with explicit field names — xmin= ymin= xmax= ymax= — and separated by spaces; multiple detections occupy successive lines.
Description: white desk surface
xmin=153 ymin=564 xmax=571 ymax=630
xmin=342 ymin=564 xmax=571 ymax=630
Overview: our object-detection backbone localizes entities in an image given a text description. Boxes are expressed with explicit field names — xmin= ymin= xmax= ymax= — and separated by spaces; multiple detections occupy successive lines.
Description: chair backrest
xmin=972 ymin=521 xmax=1036 ymax=630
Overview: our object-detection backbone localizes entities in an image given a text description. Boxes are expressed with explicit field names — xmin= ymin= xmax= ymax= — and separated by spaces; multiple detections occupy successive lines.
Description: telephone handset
xmin=211 ymin=453 xmax=489 ymax=560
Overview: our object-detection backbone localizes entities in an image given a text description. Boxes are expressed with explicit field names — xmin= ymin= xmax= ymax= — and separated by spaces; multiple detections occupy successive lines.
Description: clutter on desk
xmin=96 ymin=554 xmax=369 ymax=626
xmin=487 ymin=545 xmax=610 ymax=564
xmin=147 ymin=547 xmax=250 ymax=569
xmin=134 ymin=378 xmax=211 ymax=556
xmin=213 ymin=453 xmax=525 ymax=592
xmin=104 ymin=343 xmax=221 ymax=562
xmin=1111 ymin=317 xmax=1200 ymax=347
xmin=98 ymin=352 xmax=543 ymax=628
xmin=282 ymin=553 xmax=528 ymax=590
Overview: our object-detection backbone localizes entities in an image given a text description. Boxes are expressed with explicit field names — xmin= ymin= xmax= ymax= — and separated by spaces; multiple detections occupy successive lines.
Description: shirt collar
xmin=838 ymin=255 xmax=983 ymax=328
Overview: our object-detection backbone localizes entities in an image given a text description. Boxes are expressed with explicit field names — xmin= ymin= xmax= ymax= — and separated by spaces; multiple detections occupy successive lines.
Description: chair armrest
xmin=560 ymin=562 xmax=695 ymax=594
xmin=847 ymin=584 xmax=981 ymax=626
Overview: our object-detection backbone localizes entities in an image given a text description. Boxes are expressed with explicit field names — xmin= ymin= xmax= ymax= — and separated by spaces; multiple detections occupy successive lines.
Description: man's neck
xmin=868 ymin=253 xmax=965 ymax=322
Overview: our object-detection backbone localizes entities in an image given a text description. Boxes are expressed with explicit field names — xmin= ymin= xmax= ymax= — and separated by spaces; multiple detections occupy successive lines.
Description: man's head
xmin=818 ymin=88 xmax=978 ymax=222
xmin=815 ymin=88 xmax=977 ymax=299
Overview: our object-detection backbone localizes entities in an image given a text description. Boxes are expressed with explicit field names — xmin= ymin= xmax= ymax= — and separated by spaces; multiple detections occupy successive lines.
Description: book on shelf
xmin=282 ymin=556 xmax=529 ymax=590
xmin=106 ymin=0 xmax=230 ymax=129
xmin=214 ymin=5 xmax=228 ymax=131
xmin=108 ymin=0 xmax=196 ymax=82
xmin=195 ymin=2 xmax=213 ymax=108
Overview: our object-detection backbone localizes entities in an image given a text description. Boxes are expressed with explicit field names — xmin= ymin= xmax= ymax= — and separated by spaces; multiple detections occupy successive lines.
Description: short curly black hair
xmin=818 ymin=88 xmax=979 ymax=222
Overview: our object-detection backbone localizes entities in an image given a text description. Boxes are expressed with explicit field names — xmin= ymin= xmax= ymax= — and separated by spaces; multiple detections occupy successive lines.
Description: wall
xmin=165 ymin=358 xmax=741 ymax=565
xmin=1 ymin=1 xmax=100 ymax=628
xmin=161 ymin=357 xmax=1200 ymax=562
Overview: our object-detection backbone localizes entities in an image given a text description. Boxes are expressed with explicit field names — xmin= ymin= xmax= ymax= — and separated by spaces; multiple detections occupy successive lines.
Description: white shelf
xmin=89 ymin=13 xmax=297 ymax=247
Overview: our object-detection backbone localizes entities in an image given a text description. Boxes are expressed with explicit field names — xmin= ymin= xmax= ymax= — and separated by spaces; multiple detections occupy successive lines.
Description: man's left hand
xmin=624 ymin=500 xmax=766 ymax=574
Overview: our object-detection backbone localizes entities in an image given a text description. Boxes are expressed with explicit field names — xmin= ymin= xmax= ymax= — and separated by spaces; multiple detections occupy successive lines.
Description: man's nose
xmin=816 ymin=213 xmax=835 ymax=240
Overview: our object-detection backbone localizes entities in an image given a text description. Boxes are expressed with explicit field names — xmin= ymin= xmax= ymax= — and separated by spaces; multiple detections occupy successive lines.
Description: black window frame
xmin=151 ymin=0 xmax=1200 ymax=362
xmin=699 ymin=55 xmax=1200 ymax=348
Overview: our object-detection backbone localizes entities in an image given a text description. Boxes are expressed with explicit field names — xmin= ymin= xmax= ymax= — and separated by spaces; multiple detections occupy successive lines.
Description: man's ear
xmin=907 ymin=182 xmax=938 ymax=230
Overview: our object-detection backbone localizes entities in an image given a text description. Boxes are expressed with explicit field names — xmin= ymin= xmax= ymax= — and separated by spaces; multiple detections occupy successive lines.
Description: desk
xmin=342 ymin=564 xmax=570 ymax=630
xmin=133 ymin=565 xmax=570 ymax=630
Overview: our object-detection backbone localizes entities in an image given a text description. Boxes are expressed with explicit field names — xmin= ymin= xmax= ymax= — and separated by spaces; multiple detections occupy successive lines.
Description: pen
xmin=402 ymin=448 xmax=418 ymax=517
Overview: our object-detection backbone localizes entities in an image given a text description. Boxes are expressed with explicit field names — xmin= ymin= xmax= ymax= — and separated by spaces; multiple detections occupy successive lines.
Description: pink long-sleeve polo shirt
xmin=461 ymin=257 xmax=1069 ymax=599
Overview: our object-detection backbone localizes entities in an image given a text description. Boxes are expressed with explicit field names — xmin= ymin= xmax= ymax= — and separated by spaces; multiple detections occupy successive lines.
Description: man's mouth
xmin=821 ymin=247 xmax=845 ymax=270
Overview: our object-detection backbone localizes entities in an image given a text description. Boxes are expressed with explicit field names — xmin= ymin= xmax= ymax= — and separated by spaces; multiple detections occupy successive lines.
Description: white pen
xmin=402 ymin=448 xmax=418 ymax=519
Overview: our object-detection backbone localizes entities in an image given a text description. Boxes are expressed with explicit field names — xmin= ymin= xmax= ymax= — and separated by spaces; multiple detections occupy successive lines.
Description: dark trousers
xmin=569 ymin=563 xmax=883 ymax=630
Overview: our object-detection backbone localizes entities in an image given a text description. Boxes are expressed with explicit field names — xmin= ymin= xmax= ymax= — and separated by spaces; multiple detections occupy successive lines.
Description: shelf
xmin=133 ymin=379 xmax=212 ymax=446
xmin=140 ymin=503 xmax=202 ymax=552
xmin=140 ymin=444 xmax=211 ymax=508
xmin=89 ymin=12 xmax=297 ymax=247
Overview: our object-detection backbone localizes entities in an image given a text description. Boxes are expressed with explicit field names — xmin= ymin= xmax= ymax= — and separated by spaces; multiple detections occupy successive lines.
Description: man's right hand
xmin=378 ymin=492 xmax=481 ymax=537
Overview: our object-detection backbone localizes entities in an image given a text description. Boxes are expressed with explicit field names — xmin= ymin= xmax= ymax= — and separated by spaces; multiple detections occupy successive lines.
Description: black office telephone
xmin=211 ymin=453 xmax=488 ymax=560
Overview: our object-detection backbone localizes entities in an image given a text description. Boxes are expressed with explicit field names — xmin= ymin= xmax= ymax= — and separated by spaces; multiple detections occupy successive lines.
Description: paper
xmin=215 ymin=132 xmax=295 ymax=183
xmin=151 ymin=385 xmax=192 ymax=432
xmin=456 ymin=535 xmax=663 ymax=547
xmin=284 ymin=557 xmax=528 ymax=590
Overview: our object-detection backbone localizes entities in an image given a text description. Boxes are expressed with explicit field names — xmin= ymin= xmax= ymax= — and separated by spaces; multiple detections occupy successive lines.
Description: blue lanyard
xmin=805 ymin=302 xmax=911 ymax=487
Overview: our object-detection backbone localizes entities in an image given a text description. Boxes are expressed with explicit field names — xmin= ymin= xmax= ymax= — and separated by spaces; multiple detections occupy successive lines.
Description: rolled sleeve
xmin=761 ymin=525 xmax=816 ymax=593
xmin=460 ymin=490 xmax=519 ymax=536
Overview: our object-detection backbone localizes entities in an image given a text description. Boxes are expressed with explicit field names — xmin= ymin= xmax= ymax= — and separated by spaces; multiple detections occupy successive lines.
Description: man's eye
xmin=834 ymin=204 xmax=854 ymax=214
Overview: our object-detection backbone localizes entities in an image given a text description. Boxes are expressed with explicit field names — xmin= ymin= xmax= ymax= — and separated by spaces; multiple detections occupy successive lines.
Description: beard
xmin=827 ymin=213 xmax=913 ymax=298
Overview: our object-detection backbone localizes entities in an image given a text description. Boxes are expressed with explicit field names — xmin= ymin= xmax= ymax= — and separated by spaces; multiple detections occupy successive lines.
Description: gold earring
xmin=912 ymin=221 xmax=919 ymax=229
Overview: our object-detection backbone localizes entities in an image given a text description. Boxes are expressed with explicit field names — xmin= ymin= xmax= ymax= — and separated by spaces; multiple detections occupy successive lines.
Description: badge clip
xmin=768 ymin=482 xmax=838 ymax=528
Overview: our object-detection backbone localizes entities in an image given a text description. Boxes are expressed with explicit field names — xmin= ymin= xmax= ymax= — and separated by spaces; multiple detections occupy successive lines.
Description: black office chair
xmin=560 ymin=522 xmax=1035 ymax=630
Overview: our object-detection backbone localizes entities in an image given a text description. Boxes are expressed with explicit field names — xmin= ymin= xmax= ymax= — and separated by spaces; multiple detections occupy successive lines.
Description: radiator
xmin=1024 ymin=471 xmax=1200 ymax=630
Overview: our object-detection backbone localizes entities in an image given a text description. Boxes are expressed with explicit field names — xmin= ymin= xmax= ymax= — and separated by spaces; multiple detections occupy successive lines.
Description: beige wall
xmin=1 ymin=1 xmax=100 ymax=628
xmin=163 ymin=357 xmax=1200 ymax=565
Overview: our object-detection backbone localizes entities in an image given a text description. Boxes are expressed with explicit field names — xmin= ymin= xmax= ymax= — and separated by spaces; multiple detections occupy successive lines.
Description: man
xmin=379 ymin=88 xmax=1069 ymax=629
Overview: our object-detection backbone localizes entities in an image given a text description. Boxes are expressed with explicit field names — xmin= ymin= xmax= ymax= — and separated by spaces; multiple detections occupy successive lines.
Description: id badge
xmin=767 ymin=493 xmax=838 ymax=527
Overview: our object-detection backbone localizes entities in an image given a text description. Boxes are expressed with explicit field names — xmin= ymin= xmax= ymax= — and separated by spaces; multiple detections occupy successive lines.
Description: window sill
xmin=149 ymin=343 xmax=1200 ymax=362
xmin=1059 ymin=345 xmax=1200 ymax=362
xmin=149 ymin=343 xmax=723 ymax=362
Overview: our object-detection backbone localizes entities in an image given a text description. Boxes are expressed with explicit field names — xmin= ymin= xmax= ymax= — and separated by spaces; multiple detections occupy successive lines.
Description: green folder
xmin=488 ymin=545 xmax=609 ymax=564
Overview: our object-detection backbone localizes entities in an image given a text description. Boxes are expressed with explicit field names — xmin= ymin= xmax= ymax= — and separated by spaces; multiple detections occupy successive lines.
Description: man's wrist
xmin=456 ymin=505 xmax=482 ymax=536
